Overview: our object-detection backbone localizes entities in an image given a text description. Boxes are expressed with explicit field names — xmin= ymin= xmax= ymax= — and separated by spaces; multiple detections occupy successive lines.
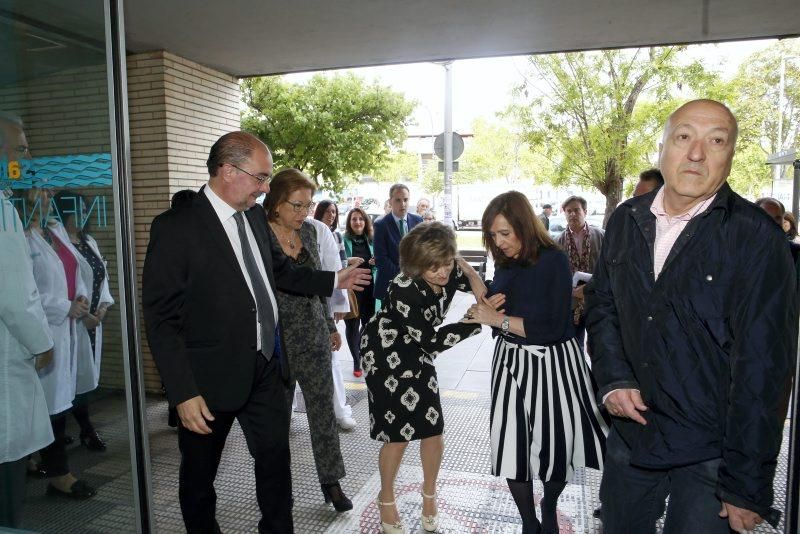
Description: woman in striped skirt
xmin=463 ymin=192 xmax=610 ymax=534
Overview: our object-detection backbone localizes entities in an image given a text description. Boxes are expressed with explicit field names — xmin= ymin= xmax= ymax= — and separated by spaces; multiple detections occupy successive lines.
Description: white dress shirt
xmin=204 ymin=186 xmax=278 ymax=352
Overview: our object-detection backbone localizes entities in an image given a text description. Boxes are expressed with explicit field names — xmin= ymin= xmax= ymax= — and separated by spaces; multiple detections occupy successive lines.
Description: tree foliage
xmin=457 ymin=118 xmax=549 ymax=183
xmin=372 ymin=151 xmax=421 ymax=183
xmin=724 ymin=39 xmax=800 ymax=197
xmin=508 ymin=47 xmax=717 ymax=224
xmin=241 ymin=73 xmax=415 ymax=193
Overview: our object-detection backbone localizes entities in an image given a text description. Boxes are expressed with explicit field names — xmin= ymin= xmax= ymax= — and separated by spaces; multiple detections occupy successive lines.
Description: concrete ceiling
xmin=121 ymin=0 xmax=800 ymax=77
xmin=4 ymin=0 xmax=800 ymax=83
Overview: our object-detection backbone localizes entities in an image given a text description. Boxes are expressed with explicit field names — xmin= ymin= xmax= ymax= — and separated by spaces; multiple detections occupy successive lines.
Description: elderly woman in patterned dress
xmin=361 ymin=222 xmax=500 ymax=533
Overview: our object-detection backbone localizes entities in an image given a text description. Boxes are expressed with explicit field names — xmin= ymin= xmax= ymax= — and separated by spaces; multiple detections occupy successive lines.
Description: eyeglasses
xmin=285 ymin=200 xmax=315 ymax=213
xmin=223 ymin=163 xmax=271 ymax=184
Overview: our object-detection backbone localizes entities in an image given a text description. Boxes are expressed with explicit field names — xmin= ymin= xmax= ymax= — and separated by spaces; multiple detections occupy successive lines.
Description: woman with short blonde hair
xmin=361 ymin=222 xmax=491 ymax=533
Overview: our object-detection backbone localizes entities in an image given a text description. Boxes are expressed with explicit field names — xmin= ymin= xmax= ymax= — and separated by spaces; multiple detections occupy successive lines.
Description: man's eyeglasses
xmin=286 ymin=201 xmax=315 ymax=213
xmin=223 ymin=163 xmax=271 ymax=184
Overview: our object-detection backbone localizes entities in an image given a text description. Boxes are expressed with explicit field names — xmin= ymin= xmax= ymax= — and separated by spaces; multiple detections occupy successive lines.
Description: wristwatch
xmin=500 ymin=316 xmax=510 ymax=333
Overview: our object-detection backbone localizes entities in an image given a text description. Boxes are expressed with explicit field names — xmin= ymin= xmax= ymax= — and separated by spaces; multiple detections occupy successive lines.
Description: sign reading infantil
xmin=0 ymin=153 xmax=113 ymax=231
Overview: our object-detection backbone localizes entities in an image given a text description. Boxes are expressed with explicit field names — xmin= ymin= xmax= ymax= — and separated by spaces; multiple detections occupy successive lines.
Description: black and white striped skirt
xmin=490 ymin=336 xmax=610 ymax=482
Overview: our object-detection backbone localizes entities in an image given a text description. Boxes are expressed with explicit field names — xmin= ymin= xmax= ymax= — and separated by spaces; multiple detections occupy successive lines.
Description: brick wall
xmin=1 ymin=51 xmax=241 ymax=394
xmin=127 ymin=51 xmax=241 ymax=392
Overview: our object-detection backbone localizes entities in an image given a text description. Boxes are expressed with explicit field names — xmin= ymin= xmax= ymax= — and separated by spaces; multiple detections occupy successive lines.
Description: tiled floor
xmin=19 ymin=292 xmax=791 ymax=533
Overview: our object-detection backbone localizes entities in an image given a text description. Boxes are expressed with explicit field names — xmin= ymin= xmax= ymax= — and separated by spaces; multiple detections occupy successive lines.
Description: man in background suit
xmin=373 ymin=183 xmax=423 ymax=301
xmin=143 ymin=131 xmax=369 ymax=533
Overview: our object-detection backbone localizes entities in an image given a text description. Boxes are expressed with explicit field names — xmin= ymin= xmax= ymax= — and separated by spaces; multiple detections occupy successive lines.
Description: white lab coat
xmin=26 ymin=223 xmax=89 ymax=415
xmin=0 ymin=193 xmax=55 ymax=462
xmin=50 ymin=226 xmax=113 ymax=394
xmin=303 ymin=217 xmax=353 ymax=420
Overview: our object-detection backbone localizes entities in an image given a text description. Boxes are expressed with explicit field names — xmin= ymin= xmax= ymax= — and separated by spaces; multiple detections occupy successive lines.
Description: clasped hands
xmin=461 ymin=293 xmax=506 ymax=326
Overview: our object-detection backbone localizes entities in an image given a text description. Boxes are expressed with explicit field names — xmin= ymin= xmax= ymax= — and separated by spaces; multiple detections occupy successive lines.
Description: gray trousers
xmin=285 ymin=345 xmax=346 ymax=485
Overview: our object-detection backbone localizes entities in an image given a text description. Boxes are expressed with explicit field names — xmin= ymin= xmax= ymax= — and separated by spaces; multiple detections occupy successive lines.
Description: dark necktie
xmin=398 ymin=218 xmax=406 ymax=237
xmin=233 ymin=211 xmax=275 ymax=359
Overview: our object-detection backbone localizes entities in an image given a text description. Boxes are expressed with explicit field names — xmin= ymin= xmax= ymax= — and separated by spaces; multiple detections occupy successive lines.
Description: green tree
xmin=372 ymin=151 xmax=420 ymax=183
xmin=458 ymin=118 xmax=546 ymax=183
xmin=241 ymin=73 xmax=415 ymax=193
xmin=724 ymin=39 xmax=800 ymax=197
xmin=509 ymin=47 xmax=718 ymax=225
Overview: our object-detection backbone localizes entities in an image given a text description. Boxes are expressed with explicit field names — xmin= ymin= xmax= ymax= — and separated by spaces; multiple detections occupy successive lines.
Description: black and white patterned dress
xmin=362 ymin=265 xmax=482 ymax=442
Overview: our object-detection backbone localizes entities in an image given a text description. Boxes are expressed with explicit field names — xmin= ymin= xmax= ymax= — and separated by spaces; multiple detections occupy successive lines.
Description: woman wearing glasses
xmin=264 ymin=168 xmax=352 ymax=512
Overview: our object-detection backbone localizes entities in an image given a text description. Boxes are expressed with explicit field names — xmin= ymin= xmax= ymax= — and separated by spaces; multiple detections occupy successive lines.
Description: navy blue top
xmin=487 ymin=247 xmax=574 ymax=346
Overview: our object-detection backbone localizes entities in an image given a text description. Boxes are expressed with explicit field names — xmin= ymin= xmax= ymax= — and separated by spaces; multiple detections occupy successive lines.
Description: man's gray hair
xmin=0 ymin=111 xmax=24 ymax=148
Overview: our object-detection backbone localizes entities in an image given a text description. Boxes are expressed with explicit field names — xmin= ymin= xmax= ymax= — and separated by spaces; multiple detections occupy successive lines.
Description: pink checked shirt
xmin=650 ymin=187 xmax=716 ymax=279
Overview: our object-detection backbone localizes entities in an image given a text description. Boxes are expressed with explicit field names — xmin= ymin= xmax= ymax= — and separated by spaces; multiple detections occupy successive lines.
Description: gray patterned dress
xmin=362 ymin=265 xmax=482 ymax=442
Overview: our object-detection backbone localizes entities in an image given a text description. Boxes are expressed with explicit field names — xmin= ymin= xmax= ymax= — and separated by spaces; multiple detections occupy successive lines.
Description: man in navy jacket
xmin=586 ymin=99 xmax=797 ymax=534
xmin=372 ymin=183 xmax=423 ymax=300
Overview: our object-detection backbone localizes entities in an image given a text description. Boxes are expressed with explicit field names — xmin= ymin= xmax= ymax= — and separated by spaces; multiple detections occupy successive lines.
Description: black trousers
xmin=0 ymin=457 xmax=26 ymax=528
xmin=600 ymin=429 xmax=731 ymax=534
xmin=344 ymin=288 xmax=375 ymax=370
xmin=178 ymin=355 xmax=292 ymax=534
xmin=38 ymin=412 xmax=69 ymax=477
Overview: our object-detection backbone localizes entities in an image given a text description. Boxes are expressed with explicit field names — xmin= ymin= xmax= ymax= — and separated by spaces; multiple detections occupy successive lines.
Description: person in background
xmin=538 ymin=203 xmax=552 ymax=231
xmin=363 ymin=222 xmax=485 ymax=534
xmin=421 ymin=209 xmax=436 ymax=223
xmin=465 ymin=191 xmax=609 ymax=534
xmin=265 ymin=169 xmax=353 ymax=512
xmin=21 ymin=187 xmax=96 ymax=499
xmin=373 ymin=184 xmax=423 ymax=304
xmin=315 ymin=200 xmax=347 ymax=266
xmin=783 ymin=211 xmax=800 ymax=244
xmin=756 ymin=198 xmax=800 ymax=285
xmin=342 ymin=207 xmax=377 ymax=377
xmin=53 ymin=191 xmax=114 ymax=452
xmin=632 ymin=168 xmax=664 ymax=197
xmin=416 ymin=197 xmax=431 ymax=216
xmin=0 ymin=114 xmax=55 ymax=527
xmin=586 ymin=99 xmax=796 ymax=534
xmin=308 ymin=202 xmax=358 ymax=430
xmin=555 ymin=195 xmax=604 ymax=347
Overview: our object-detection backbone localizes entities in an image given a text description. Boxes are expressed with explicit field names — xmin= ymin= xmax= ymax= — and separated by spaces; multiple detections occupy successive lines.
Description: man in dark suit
xmin=372 ymin=183 xmax=423 ymax=301
xmin=142 ymin=131 xmax=369 ymax=533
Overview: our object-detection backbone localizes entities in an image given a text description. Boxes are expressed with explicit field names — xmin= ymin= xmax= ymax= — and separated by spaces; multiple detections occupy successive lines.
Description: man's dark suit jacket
xmin=372 ymin=212 xmax=423 ymax=299
xmin=142 ymin=186 xmax=334 ymax=412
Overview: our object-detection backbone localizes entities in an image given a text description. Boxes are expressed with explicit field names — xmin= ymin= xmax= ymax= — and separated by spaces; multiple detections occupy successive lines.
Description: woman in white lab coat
xmin=53 ymin=191 xmax=114 ymax=451
xmin=20 ymin=187 xmax=96 ymax=499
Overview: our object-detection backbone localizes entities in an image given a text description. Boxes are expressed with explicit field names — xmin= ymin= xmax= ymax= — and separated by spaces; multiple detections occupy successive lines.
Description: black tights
xmin=506 ymin=479 xmax=567 ymax=534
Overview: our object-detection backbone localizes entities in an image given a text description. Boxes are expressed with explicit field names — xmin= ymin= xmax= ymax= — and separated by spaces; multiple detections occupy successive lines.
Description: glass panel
xmin=0 ymin=1 xmax=137 ymax=531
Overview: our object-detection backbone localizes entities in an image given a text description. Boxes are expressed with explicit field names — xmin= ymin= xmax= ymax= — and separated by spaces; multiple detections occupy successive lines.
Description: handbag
xmin=343 ymin=289 xmax=360 ymax=320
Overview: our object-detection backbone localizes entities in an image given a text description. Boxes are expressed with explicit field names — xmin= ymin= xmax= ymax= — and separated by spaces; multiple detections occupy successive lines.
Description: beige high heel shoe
xmin=376 ymin=496 xmax=405 ymax=534
xmin=421 ymin=491 xmax=438 ymax=532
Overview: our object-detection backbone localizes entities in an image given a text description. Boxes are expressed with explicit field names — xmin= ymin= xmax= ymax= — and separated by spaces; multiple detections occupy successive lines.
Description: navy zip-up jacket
xmin=585 ymin=182 xmax=797 ymax=520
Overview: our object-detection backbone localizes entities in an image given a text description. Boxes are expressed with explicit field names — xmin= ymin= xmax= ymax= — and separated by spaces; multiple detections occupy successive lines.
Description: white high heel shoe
xmin=376 ymin=496 xmax=405 ymax=534
xmin=421 ymin=491 xmax=438 ymax=532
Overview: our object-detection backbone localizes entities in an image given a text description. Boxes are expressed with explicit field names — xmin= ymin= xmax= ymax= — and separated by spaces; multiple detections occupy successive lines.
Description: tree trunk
xmin=602 ymin=176 xmax=623 ymax=228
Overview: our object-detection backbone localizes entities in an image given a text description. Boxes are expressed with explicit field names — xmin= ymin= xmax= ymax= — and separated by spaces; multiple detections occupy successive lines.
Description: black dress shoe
xmin=46 ymin=479 xmax=96 ymax=499
xmin=80 ymin=431 xmax=107 ymax=451
xmin=321 ymin=482 xmax=353 ymax=512
xmin=63 ymin=435 xmax=74 ymax=445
